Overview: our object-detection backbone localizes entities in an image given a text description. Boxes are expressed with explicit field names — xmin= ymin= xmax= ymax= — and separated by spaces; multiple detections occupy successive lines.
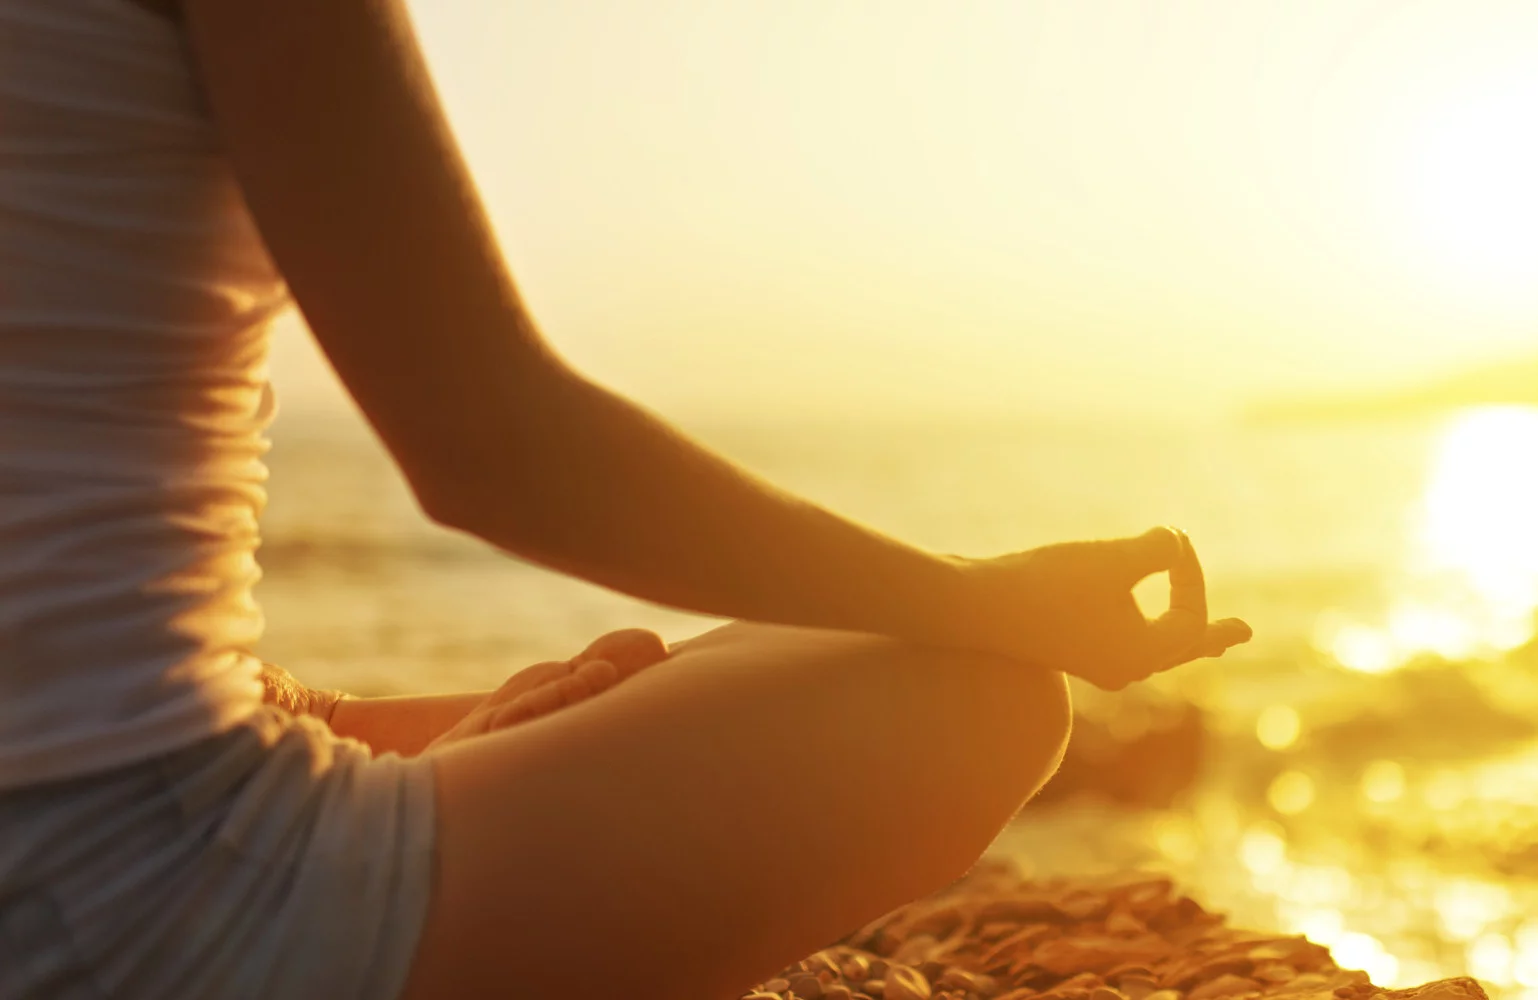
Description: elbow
xmin=409 ymin=463 xmax=541 ymax=558
xmin=412 ymin=473 xmax=480 ymax=535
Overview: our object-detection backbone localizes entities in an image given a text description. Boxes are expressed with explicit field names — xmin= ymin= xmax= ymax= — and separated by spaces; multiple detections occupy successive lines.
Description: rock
xmin=1120 ymin=880 xmax=1177 ymax=918
xmin=740 ymin=865 xmax=1481 ymax=1000
xmin=1148 ymin=898 xmax=1208 ymax=933
xmin=979 ymin=897 xmax=1071 ymax=925
xmin=1038 ymin=991 xmax=1093 ymax=1000
xmin=938 ymin=969 xmax=1000 ymax=997
xmin=1107 ymin=966 xmax=1157 ymax=983
xmin=1192 ymin=959 xmax=1255 ymax=985
xmin=1057 ymin=892 xmax=1112 ymax=922
xmin=1059 ymin=974 xmax=1107 ymax=992
xmin=894 ymin=936 xmax=941 ymax=967
xmin=1253 ymin=965 xmax=1296 ymax=985
xmin=805 ymin=953 xmax=843 ymax=977
xmin=1034 ymin=938 xmax=1161 ymax=976
xmin=1187 ymin=976 xmax=1261 ymax=1000
xmin=1106 ymin=910 xmax=1150 ymax=937
xmin=983 ymin=922 xmax=1031 ymax=942
xmin=981 ymin=926 xmax=1057 ymax=969
xmin=1246 ymin=941 xmax=1332 ymax=969
xmin=1377 ymin=979 xmax=1488 ymax=1000
xmin=905 ymin=903 xmax=972 ymax=941
xmin=885 ymin=967 xmax=934 ymax=1000
xmin=1119 ymin=977 xmax=1161 ymax=1000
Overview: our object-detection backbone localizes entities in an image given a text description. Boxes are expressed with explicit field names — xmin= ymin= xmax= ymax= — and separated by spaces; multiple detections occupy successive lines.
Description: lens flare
xmin=1362 ymin=761 xmax=1407 ymax=804
xmin=1268 ymin=771 xmax=1316 ymax=816
xmin=1256 ymin=705 xmax=1302 ymax=751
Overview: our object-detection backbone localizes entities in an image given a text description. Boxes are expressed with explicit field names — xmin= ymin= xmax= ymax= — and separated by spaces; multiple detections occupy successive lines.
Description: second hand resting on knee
xmin=186 ymin=0 xmax=1252 ymax=748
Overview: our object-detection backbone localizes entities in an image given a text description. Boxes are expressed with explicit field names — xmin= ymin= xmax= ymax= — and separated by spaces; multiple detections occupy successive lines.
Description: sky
xmin=272 ymin=0 xmax=1538 ymax=422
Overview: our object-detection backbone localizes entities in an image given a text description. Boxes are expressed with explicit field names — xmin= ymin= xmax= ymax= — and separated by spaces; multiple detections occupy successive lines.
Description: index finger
xmin=1146 ymin=529 xmax=1208 ymax=658
xmin=1167 ymin=528 xmax=1207 ymax=623
xmin=1108 ymin=526 xmax=1185 ymax=584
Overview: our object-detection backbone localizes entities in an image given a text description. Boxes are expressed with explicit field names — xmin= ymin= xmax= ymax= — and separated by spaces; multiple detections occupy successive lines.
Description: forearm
xmin=184 ymin=0 xmax=971 ymax=649
xmin=260 ymin=661 xmax=483 ymax=755
xmin=421 ymin=365 xmax=973 ymax=648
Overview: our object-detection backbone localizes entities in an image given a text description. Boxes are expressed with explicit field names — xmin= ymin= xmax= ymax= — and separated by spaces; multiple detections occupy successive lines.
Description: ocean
xmin=257 ymin=404 xmax=1538 ymax=996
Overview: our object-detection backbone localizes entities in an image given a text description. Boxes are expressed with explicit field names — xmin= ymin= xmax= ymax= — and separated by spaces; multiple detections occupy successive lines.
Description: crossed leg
xmin=401 ymin=622 xmax=1073 ymax=1000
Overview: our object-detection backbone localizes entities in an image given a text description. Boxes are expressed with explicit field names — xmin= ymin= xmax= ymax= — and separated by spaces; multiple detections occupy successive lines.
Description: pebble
xmin=805 ymin=954 xmax=843 ymax=977
xmin=884 ymin=967 xmax=932 ymax=1000
xmin=740 ymin=864 xmax=1489 ymax=1000
xmin=1187 ymin=975 xmax=1261 ymax=1000
xmin=1120 ymin=975 xmax=1162 ymax=1000
xmin=938 ymin=969 xmax=999 ymax=996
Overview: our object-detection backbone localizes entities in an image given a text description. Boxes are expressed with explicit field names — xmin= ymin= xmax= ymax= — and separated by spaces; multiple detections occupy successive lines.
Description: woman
xmin=0 ymin=1 xmax=1252 ymax=998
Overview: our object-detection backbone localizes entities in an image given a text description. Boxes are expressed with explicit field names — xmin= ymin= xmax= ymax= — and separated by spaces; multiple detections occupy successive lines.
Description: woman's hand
xmin=956 ymin=526 xmax=1250 ymax=691
xmin=426 ymin=629 xmax=671 ymax=750
xmin=267 ymin=629 xmax=672 ymax=756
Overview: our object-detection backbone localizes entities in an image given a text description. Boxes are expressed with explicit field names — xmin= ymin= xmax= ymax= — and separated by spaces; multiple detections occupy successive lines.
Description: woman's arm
xmin=264 ymin=628 xmax=673 ymax=754
xmin=183 ymin=0 xmax=1247 ymax=689
xmin=258 ymin=660 xmax=479 ymax=755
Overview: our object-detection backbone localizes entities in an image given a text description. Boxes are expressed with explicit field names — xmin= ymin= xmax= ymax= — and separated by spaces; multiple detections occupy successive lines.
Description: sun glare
xmin=1401 ymin=76 xmax=1538 ymax=295
xmin=1319 ymin=406 xmax=1538 ymax=672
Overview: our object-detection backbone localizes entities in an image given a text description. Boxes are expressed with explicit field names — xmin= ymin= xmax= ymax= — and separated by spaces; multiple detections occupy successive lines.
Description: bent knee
xmin=920 ymin=647 xmax=1072 ymax=809
xmin=930 ymin=645 xmax=1071 ymax=765
xmin=1019 ymin=664 xmax=1072 ymax=770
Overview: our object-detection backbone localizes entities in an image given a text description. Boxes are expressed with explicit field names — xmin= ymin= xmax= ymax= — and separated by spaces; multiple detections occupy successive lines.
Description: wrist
xmin=905 ymin=553 xmax=983 ymax=650
xmin=257 ymin=659 xmax=350 ymax=728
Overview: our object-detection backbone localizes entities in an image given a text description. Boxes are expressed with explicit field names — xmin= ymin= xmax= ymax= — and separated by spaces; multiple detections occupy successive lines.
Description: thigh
xmin=402 ymin=623 xmax=1071 ymax=1000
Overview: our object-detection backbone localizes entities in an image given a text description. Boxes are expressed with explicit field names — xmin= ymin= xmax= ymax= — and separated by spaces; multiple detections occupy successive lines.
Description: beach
xmin=257 ymin=405 xmax=1538 ymax=998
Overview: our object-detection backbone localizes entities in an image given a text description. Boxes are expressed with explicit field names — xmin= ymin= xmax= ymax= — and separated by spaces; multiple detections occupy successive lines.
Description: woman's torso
xmin=0 ymin=0 xmax=290 ymax=789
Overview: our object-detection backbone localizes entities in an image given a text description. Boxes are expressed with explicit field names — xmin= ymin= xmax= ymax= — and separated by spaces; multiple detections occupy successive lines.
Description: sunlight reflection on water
xmin=1317 ymin=406 xmax=1538 ymax=672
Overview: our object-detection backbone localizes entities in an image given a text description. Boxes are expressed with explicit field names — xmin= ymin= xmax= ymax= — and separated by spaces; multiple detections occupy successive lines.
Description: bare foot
xmin=428 ymin=629 xmax=670 ymax=748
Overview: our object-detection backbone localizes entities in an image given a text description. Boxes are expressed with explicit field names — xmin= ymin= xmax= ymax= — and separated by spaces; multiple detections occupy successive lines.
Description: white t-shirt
xmin=0 ymin=0 xmax=290 ymax=788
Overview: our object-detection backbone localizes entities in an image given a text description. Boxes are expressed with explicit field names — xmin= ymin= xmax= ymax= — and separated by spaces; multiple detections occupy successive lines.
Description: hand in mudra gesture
xmin=958 ymin=526 xmax=1250 ymax=691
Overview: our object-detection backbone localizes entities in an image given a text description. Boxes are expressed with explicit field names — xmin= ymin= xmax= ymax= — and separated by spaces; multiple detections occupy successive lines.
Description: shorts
xmin=0 ymin=705 xmax=437 ymax=1000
